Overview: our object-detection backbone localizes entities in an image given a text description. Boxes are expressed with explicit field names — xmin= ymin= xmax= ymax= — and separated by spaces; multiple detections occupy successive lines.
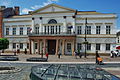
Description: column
xmin=40 ymin=40 xmax=42 ymax=54
xmin=72 ymin=40 xmax=75 ymax=56
xmin=43 ymin=39 xmax=46 ymax=55
xmin=31 ymin=40 xmax=35 ymax=54
xmin=32 ymin=18 xmax=35 ymax=33
xmin=29 ymin=39 xmax=32 ymax=54
xmin=55 ymin=39 xmax=59 ymax=55
xmin=62 ymin=39 xmax=65 ymax=55
xmin=37 ymin=40 xmax=40 ymax=54
xmin=63 ymin=16 xmax=67 ymax=33
xmin=39 ymin=17 xmax=42 ymax=34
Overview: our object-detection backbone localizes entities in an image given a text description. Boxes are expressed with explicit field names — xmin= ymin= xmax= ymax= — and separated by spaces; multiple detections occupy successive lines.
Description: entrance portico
xmin=29 ymin=36 xmax=76 ymax=56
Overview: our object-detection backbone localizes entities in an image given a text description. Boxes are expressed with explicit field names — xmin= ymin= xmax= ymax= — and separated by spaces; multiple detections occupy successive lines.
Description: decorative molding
xmin=3 ymin=20 xmax=32 ymax=23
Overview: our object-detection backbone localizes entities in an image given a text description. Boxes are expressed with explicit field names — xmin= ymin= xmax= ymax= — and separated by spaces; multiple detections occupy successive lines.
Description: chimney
xmin=14 ymin=6 xmax=19 ymax=15
xmin=0 ymin=10 xmax=3 ymax=38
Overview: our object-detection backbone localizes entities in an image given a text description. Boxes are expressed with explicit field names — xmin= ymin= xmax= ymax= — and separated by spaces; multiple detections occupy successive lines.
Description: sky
xmin=0 ymin=0 xmax=120 ymax=30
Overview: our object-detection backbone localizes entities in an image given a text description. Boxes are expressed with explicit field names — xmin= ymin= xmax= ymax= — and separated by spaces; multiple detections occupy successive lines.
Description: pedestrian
xmin=24 ymin=48 xmax=27 ymax=54
xmin=46 ymin=52 xmax=49 ymax=60
xmin=13 ymin=50 xmax=16 ymax=56
xmin=74 ymin=51 xmax=77 ymax=59
xmin=58 ymin=50 xmax=61 ymax=59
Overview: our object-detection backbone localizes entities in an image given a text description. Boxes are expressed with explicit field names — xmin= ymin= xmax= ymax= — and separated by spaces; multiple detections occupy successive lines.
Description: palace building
xmin=0 ymin=4 xmax=117 ymax=55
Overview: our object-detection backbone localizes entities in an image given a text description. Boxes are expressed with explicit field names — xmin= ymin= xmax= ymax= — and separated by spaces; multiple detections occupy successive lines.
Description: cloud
xmin=0 ymin=0 xmax=11 ymax=7
xmin=21 ymin=0 xmax=59 ymax=14
xmin=22 ymin=8 xmax=32 ymax=14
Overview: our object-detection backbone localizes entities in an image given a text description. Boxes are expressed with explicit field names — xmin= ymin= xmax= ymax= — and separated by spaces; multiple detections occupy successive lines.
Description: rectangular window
xmin=86 ymin=26 xmax=91 ymax=34
xmin=20 ymin=43 xmax=23 ymax=49
xmin=67 ymin=27 xmax=71 ymax=34
xmin=51 ymin=26 xmax=54 ymax=34
xmin=35 ymin=27 xmax=39 ymax=34
xmin=27 ymin=27 xmax=30 ymax=35
xmin=35 ymin=43 xmax=37 ymax=49
xmin=44 ymin=26 xmax=46 ymax=34
xmin=96 ymin=44 xmax=101 ymax=50
xmin=77 ymin=43 xmax=82 ymax=50
xmin=106 ymin=44 xmax=110 ymax=51
xmin=67 ymin=43 xmax=71 ymax=52
xmin=13 ymin=28 xmax=16 ymax=35
xmin=106 ymin=26 xmax=111 ymax=34
xmin=27 ymin=43 xmax=29 ymax=49
xmin=56 ymin=26 xmax=57 ymax=34
xmin=48 ymin=26 xmax=49 ymax=34
xmin=96 ymin=26 xmax=101 ymax=34
xmin=13 ymin=43 xmax=16 ymax=49
xmin=87 ymin=44 xmax=91 ymax=50
xmin=20 ymin=27 xmax=23 ymax=35
xmin=77 ymin=26 xmax=82 ymax=34
xmin=6 ymin=28 xmax=9 ymax=35
xmin=59 ymin=25 xmax=61 ymax=34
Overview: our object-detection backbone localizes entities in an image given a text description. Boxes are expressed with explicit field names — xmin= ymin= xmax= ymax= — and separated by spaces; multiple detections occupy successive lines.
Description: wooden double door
xmin=47 ymin=40 xmax=56 ymax=55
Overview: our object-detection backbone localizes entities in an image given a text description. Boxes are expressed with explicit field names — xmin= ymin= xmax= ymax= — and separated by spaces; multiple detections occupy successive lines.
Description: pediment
xmin=31 ymin=4 xmax=76 ymax=14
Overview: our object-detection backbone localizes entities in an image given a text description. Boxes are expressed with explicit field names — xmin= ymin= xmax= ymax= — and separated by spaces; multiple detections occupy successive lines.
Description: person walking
xmin=58 ymin=50 xmax=61 ymax=59
xmin=13 ymin=50 xmax=16 ymax=56
xmin=46 ymin=52 xmax=49 ymax=60
xmin=74 ymin=51 xmax=77 ymax=59
xmin=24 ymin=48 xmax=27 ymax=54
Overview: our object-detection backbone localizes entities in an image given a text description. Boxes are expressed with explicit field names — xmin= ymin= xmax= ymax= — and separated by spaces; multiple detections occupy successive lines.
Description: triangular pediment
xmin=31 ymin=4 xmax=76 ymax=14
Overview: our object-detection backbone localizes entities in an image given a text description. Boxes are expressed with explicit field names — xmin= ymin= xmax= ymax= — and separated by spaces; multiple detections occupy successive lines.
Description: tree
xmin=0 ymin=38 xmax=9 ymax=50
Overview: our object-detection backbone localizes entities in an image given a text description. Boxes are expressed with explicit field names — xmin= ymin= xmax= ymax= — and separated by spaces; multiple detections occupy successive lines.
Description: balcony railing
xmin=28 ymin=32 xmax=76 ymax=36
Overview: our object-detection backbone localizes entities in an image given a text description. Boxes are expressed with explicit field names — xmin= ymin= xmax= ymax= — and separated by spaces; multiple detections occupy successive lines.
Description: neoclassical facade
xmin=3 ymin=4 xmax=117 ymax=55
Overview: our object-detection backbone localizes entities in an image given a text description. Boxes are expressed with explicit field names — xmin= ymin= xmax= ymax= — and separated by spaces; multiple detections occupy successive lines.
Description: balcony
xmin=28 ymin=32 xmax=76 ymax=37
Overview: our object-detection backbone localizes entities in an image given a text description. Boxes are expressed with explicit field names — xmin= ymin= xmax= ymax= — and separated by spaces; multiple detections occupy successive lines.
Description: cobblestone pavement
xmin=0 ymin=62 xmax=119 ymax=80
xmin=1 ymin=53 xmax=120 ymax=62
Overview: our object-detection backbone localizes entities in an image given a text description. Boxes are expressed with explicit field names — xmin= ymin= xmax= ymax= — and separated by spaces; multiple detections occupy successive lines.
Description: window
xmin=118 ymin=37 xmax=119 ymax=43
xmin=35 ymin=43 xmax=37 ymax=49
xmin=35 ymin=27 xmax=39 ymax=34
xmin=86 ymin=26 xmax=91 ymax=34
xmin=20 ymin=27 xmax=23 ymax=35
xmin=13 ymin=43 xmax=16 ymax=49
xmin=6 ymin=28 xmax=9 ymax=35
xmin=56 ymin=26 xmax=57 ymax=34
xmin=13 ymin=28 xmax=16 ymax=35
xmin=20 ymin=43 xmax=23 ymax=49
xmin=96 ymin=26 xmax=101 ymax=34
xmin=67 ymin=43 xmax=71 ymax=52
xmin=106 ymin=26 xmax=111 ymax=34
xmin=27 ymin=43 xmax=29 ymax=49
xmin=48 ymin=19 xmax=57 ymax=24
xmin=77 ymin=43 xmax=82 ymax=50
xmin=59 ymin=25 xmax=61 ymax=34
xmin=106 ymin=44 xmax=110 ymax=51
xmin=67 ymin=27 xmax=71 ymax=34
xmin=27 ymin=27 xmax=31 ymax=35
xmin=44 ymin=26 xmax=46 ymax=34
xmin=77 ymin=26 xmax=82 ymax=34
xmin=87 ymin=44 xmax=91 ymax=50
xmin=51 ymin=26 xmax=54 ymax=34
xmin=96 ymin=44 xmax=100 ymax=50
xmin=48 ymin=26 xmax=49 ymax=34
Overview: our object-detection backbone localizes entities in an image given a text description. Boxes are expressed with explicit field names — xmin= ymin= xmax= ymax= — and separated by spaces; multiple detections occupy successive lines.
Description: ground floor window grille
xmin=106 ymin=44 xmax=110 ymax=51
xmin=77 ymin=43 xmax=82 ymax=52
xmin=67 ymin=43 xmax=71 ymax=52
xmin=27 ymin=43 xmax=29 ymax=49
xmin=35 ymin=43 xmax=37 ymax=49
xmin=20 ymin=43 xmax=23 ymax=49
xmin=87 ymin=44 xmax=91 ymax=50
xmin=96 ymin=44 xmax=100 ymax=50
xmin=13 ymin=43 xmax=16 ymax=49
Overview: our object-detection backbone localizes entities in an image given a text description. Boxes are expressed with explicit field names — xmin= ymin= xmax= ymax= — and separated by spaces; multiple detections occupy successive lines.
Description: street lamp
xmin=84 ymin=18 xmax=87 ymax=58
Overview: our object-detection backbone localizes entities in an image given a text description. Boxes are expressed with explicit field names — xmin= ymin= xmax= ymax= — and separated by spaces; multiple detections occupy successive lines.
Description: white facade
xmin=3 ymin=4 xmax=117 ymax=55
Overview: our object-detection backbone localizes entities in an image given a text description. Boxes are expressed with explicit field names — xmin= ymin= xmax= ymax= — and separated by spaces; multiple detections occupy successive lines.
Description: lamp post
xmin=84 ymin=18 xmax=87 ymax=58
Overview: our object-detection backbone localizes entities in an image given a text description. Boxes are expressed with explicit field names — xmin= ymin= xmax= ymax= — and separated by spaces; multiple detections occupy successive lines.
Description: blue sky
xmin=0 ymin=0 xmax=120 ymax=30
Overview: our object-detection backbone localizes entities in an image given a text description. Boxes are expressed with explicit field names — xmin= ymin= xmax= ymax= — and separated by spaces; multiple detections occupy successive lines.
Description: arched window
xmin=48 ymin=19 xmax=57 ymax=24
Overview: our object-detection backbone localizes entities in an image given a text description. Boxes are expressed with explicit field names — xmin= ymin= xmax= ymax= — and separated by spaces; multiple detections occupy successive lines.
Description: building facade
xmin=1 ymin=4 xmax=117 ymax=55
